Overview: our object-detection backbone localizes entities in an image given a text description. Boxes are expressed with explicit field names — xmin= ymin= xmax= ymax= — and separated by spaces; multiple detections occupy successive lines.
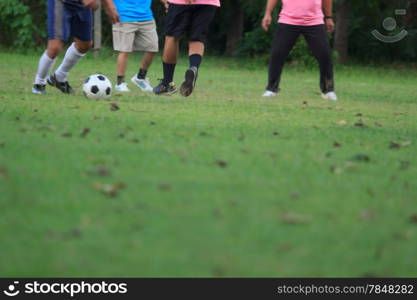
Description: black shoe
xmin=32 ymin=84 xmax=46 ymax=95
xmin=153 ymin=80 xmax=177 ymax=95
xmin=180 ymin=66 xmax=198 ymax=97
xmin=47 ymin=73 xmax=74 ymax=94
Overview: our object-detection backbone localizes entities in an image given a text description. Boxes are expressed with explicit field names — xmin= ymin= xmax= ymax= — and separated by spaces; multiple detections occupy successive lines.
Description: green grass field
xmin=0 ymin=51 xmax=416 ymax=277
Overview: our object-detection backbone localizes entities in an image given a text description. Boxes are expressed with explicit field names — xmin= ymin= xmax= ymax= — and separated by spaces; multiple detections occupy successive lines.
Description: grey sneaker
xmin=153 ymin=81 xmax=177 ymax=96
xmin=180 ymin=66 xmax=198 ymax=97
xmin=32 ymin=84 xmax=46 ymax=95
xmin=131 ymin=76 xmax=153 ymax=92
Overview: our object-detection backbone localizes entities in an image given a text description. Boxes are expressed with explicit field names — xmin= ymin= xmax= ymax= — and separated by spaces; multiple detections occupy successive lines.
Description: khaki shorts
xmin=112 ymin=20 xmax=159 ymax=52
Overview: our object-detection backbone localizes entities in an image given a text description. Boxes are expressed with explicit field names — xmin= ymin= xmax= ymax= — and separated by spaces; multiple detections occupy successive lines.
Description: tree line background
xmin=0 ymin=0 xmax=416 ymax=64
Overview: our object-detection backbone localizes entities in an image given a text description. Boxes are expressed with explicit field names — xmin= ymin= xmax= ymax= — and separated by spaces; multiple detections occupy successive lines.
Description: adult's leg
xmin=266 ymin=24 xmax=300 ymax=93
xmin=302 ymin=25 xmax=334 ymax=93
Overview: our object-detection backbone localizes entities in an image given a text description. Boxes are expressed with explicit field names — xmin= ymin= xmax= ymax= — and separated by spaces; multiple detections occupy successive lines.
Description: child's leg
xmin=54 ymin=39 xmax=92 ymax=82
xmin=34 ymin=40 xmax=63 ymax=85
xmin=162 ymin=36 xmax=180 ymax=85
xmin=137 ymin=52 xmax=156 ymax=79
xmin=117 ymin=52 xmax=129 ymax=84
xmin=188 ymin=41 xmax=204 ymax=69
xmin=179 ymin=5 xmax=217 ymax=96
xmin=54 ymin=7 xmax=93 ymax=83
xmin=154 ymin=3 xmax=189 ymax=94
xmin=33 ymin=0 xmax=66 ymax=87
xmin=132 ymin=20 xmax=159 ymax=79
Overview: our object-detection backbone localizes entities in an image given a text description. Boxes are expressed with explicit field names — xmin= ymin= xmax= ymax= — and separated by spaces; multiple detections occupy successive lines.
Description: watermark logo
xmin=372 ymin=9 xmax=408 ymax=43
xmin=3 ymin=281 xmax=128 ymax=298
xmin=3 ymin=281 xmax=20 ymax=297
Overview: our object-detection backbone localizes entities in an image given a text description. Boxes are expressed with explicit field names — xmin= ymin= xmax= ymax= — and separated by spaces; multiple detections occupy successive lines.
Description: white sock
xmin=55 ymin=43 xmax=86 ymax=82
xmin=34 ymin=51 xmax=56 ymax=85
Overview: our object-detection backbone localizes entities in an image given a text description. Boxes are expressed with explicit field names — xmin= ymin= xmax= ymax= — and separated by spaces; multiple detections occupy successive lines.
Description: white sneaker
xmin=131 ymin=76 xmax=153 ymax=92
xmin=322 ymin=91 xmax=338 ymax=101
xmin=262 ymin=90 xmax=277 ymax=97
xmin=115 ymin=82 xmax=130 ymax=92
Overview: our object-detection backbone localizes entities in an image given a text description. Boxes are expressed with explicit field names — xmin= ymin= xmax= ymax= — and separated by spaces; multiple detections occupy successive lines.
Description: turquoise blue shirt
xmin=114 ymin=0 xmax=154 ymax=22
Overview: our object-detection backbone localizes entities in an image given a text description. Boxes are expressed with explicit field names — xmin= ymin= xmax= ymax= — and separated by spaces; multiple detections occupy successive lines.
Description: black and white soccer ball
xmin=83 ymin=74 xmax=112 ymax=100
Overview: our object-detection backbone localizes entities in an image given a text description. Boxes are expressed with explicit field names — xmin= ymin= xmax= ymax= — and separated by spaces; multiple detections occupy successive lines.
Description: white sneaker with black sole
xmin=131 ymin=76 xmax=153 ymax=92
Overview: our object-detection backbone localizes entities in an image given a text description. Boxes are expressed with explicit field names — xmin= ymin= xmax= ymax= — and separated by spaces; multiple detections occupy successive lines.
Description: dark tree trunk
xmin=225 ymin=0 xmax=244 ymax=56
xmin=334 ymin=0 xmax=350 ymax=64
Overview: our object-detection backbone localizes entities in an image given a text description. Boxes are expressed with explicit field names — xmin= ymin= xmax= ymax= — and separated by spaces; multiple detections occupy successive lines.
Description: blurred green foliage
xmin=0 ymin=0 xmax=415 ymax=63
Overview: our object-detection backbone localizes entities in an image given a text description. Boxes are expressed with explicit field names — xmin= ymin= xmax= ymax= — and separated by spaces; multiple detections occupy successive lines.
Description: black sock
xmin=163 ymin=62 xmax=176 ymax=85
xmin=189 ymin=54 xmax=202 ymax=69
xmin=137 ymin=68 xmax=147 ymax=80
xmin=117 ymin=76 xmax=125 ymax=85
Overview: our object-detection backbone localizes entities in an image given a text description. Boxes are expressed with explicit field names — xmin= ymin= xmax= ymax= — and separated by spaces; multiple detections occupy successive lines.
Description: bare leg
xmin=188 ymin=41 xmax=205 ymax=56
xmin=140 ymin=51 xmax=156 ymax=71
xmin=163 ymin=36 xmax=180 ymax=64
xmin=160 ymin=36 xmax=180 ymax=86
xmin=117 ymin=52 xmax=129 ymax=77
xmin=47 ymin=39 xmax=65 ymax=58
xmin=74 ymin=38 xmax=93 ymax=54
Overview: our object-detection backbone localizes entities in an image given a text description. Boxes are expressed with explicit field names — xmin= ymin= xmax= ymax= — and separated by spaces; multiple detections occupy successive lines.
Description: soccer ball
xmin=83 ymin=74 xmax=112 ymax=100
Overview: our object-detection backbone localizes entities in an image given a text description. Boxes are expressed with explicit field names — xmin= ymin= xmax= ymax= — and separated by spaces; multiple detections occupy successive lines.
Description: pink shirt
xmin=168 ymin=0 xmax=220 ymax=7
xmin=279 ymin=0 xmax=324 ymax=26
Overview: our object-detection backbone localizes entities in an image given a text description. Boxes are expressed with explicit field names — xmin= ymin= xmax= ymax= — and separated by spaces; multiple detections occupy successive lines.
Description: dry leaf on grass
xmin=389 ymin=140 xmax=411 ymax=149
xmin=337 ymin=120 xmax=348 ymax=126
xmin=280 ymin=213 xmax=312 ymax=225
xmin=94 ymin=182 xmax=126 ymax=197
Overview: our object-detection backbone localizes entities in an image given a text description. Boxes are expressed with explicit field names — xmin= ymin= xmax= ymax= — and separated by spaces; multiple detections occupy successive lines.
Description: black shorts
xmin=165 ymin=4 xmax=217 ymax=42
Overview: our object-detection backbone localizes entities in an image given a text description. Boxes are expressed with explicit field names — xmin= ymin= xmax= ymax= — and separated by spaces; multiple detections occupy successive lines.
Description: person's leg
xmin=180 ymin=5 xmax=217 ymax=97
xmin=54 ymin=39 xmax=92 ymax=83
xmin=34 ymin=40 xmax=63 ymax=86
xmin=129 ymin=20 xmax=159 ymax=92
xmin=302 ymin=25 xmax=335 ymax=94
xmin=154 ymin=4 xmax=189 ymax=94
xmin=137 ymin=52 xmax=155 ymax=79
xmin=112 ymin=22 xmax=135 ymax=90
xmin=132 ymin=20 xmax=159 ymax=79
xmin=188 ymin=41 xmax=204 ymax=68
xmin=162 ymin=36 xmax=180 ymax=85
xmin=50 ymin=7 xmax=92 ymax=94
xmin=33 ymin=0 xmax=66 ymax=93
xmin=266 ymin=24 xmax=300 ymax=94
xmin=117 ymin=52 xmax=129 ymax=84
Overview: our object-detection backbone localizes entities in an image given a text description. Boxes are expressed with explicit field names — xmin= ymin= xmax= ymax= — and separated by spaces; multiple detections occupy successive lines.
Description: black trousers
xmin=267 ymin=23 xmax=335 ymax=93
